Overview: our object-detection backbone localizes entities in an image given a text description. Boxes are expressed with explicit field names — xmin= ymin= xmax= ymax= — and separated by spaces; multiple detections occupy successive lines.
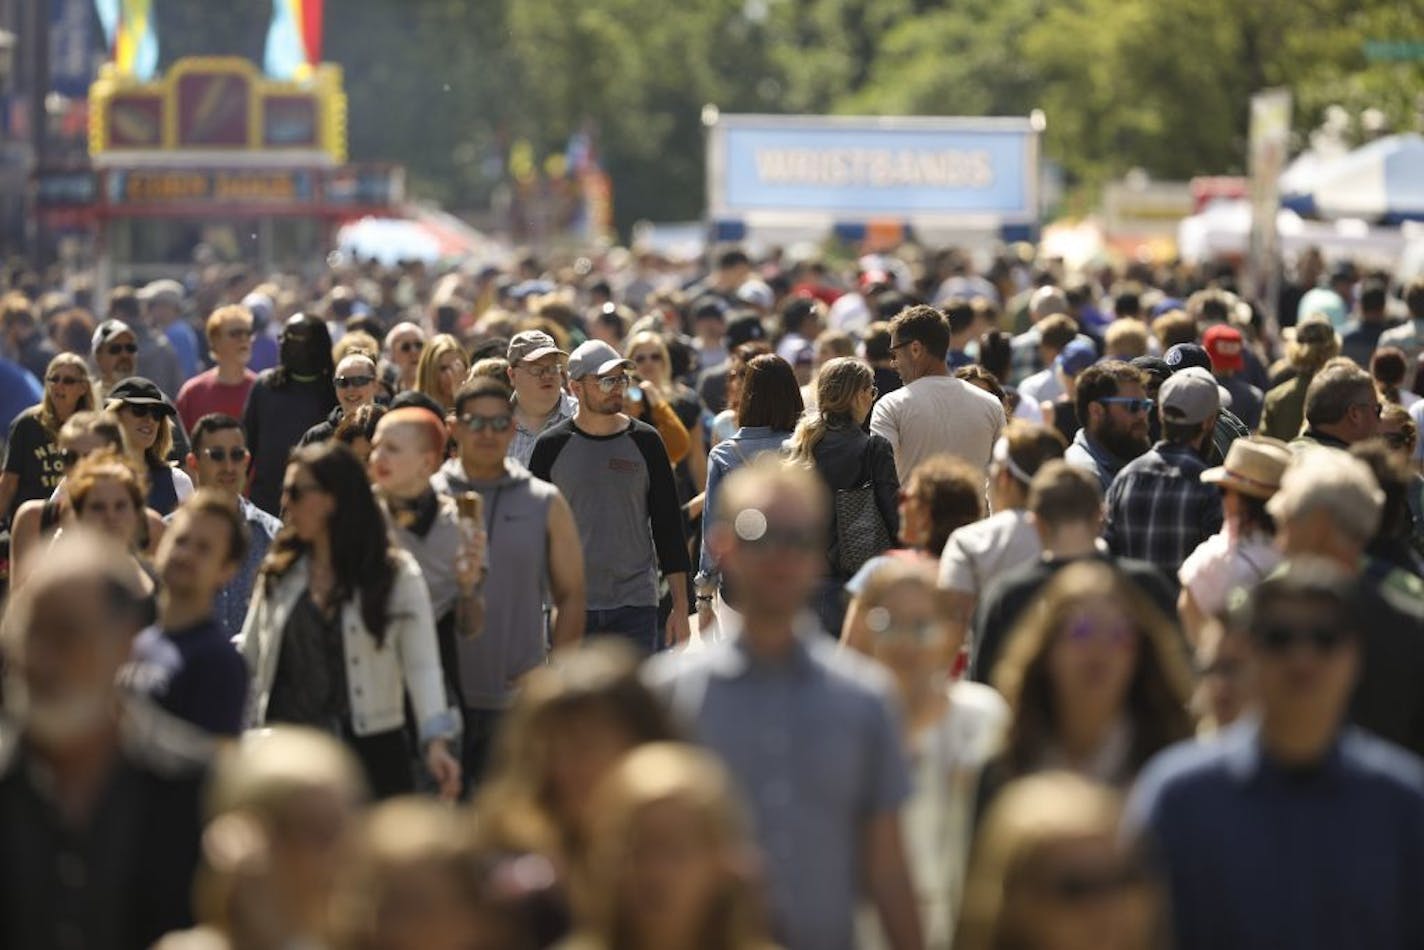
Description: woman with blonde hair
xmin=65 ymin=449 xmax=160 ymax=623
xmin=784 ymin=356 xmax=898 ymax=635
xmin=159 ymin=726 xmax=367 ymax=950
xmin=474 ymin=641 xmax=679 ymax=873
xmin=954 ymin=772 xmax=1160 ymax=950
xmin=987 ymin=561 xmax=1194 ymax=791
xmin=1260 ymin=316 xmax=1340 ymax=441
xmin=106 ymin=375 xmax=193 ymax=515
xmin=414 ymin=334 xmax=469 ymax=411
xmin=565 ymin=743 xmax=776 ymax=950
xmin=0 ymin=350 xmax=94 ymax=519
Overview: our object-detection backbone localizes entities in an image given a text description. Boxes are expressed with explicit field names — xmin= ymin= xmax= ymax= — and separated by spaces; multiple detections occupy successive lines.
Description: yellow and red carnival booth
xmin=44 ymin=55 xmax=403 ymax=288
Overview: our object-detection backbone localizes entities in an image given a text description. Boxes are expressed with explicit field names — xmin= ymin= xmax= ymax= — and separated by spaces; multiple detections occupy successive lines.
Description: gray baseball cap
xmin=507 ymin=329 xmax=566 ymax=365
xmin=1159 ymin=367 xmax=1220 ymax=425
xmin=567 ymin=339 xmax=633 ymax=380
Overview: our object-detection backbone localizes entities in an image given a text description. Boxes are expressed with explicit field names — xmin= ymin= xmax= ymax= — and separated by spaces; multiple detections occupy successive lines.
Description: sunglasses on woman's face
xmin=47 ymin=374 xmax=85 ymax=387
xmin=334 ymin=375 xmax=374 ymax=390
xmin=396 ymin=340 xmax=424 ymax=354
xmin=122 ymin=403 xmax=166 ymax=420
xmin=105 ymin=342 xmax=138 ymax=355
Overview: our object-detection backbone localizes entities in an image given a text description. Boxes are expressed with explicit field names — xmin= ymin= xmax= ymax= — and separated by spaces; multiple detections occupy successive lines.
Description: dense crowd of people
xmin=2 ymin=243 xmax=1424 ymax=948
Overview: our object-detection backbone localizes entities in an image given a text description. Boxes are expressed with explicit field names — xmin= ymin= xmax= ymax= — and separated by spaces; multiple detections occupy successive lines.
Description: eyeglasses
xmin=282 ymin=481 xmax=321 ymax=503
xmin=1255 ymin=624 xmax=1351 ymax=654
xmin=1061 ymin=615 xmax=1137 ymax=647
xmin=334 ymin=375 xmax=374 ymax=390
xmin=632 ymin=352 xmax=664 ymax=364
xmin=593 ymin=374 xmax=632 ymax=393
xmin=224 ymin=327 xmax=254 ymax=340
xmin=518 ymin=363 xmax=565 ymax=380
xmin=1098 ymin=397 xmax=1154 ymax=415
xmin=47 ymin=374 xmax=85 ymax=387
xmin=396 ymin=340 xmax=424 ymax=354
xmin=121 ymin=403 xmax=166 ymax=420
xmin=105 ymin=342 xmax=138 ymax=355
xmin=459 ymin=413 xmax=513 ymax=433
xmin=1352 ymin=400 xmax=1384 ymax=418
xmin=888 ymin=338 xmax=914 ymax=351
xmin=201 ymin=446 xmax=250 ymax=464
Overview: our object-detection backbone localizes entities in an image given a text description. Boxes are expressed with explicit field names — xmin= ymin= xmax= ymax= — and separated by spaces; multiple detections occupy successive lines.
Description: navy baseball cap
xmin=1164 ymin=343 xmax=1212 ymax=374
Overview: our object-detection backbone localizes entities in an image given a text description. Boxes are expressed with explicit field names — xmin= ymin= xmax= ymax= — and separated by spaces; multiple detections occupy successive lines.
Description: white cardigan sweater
xmin=235 ymin=548 xmax=458 ymax=743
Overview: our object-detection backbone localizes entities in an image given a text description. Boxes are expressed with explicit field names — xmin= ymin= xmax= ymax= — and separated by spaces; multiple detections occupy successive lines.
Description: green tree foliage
xmin=152 ymin=0 xmax=1422 ymax=230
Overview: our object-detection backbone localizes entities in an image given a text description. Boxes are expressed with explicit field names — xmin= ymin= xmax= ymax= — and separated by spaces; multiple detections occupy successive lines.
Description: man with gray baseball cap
xmin=505 ymin=329 xmax=576 ymax=467
xmin=529 ymin=339 xmax=691 ymax=652
xmin=1104 ymin=366 xmax=1225 ymax=575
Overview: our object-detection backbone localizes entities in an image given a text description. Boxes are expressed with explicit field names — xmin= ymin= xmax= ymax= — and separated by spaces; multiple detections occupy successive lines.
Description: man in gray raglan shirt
xmin=529 ymin=339 xmax=692 ymax=652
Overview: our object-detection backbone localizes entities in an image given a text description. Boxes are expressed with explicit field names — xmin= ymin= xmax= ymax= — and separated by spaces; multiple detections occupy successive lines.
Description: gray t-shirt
xmin=869 ymin=374 xmax=1006 ymax=481
xmin=528 ymin=417 xmax=689 ymax=610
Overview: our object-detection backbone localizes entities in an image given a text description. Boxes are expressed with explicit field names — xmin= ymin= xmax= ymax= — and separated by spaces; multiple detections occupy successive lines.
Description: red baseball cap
xmin=1203 ymin=324 xmax=1245 ymax=373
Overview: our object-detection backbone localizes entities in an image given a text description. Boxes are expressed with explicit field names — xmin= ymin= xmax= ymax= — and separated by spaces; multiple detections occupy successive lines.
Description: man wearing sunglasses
xmin=647 ymin=460 xmax=922 ymax=950
xmin=383 ymin=321 xmax=426 ymax=392
xmin=1103 ymin=367 xmax=1224 ymax=576
xmin=91 ymin=319 xmax=140 ymax=402
xmin=529 ymin=339 xmax=690 ymax=653
xmin=1266 ymin=448 xmax=1424 ymax=758
xmin=505 ymin=329 xmax=576 ymax=467
xmin=1064 ymin=360 xmax=1152 ymax=492
xmin=433 ymin=376 xmax=584 ymax=784
xmin=1127 ymin=562 xmax=1424 ymax=950
xmin=1292 ymin=359 xmax=1381 ymax=452
xmin=182 ymin=413 xmax=280 ymax=637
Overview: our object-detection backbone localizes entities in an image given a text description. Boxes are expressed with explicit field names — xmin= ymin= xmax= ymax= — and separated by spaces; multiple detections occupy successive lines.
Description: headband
xmin=992 ymin=435 xmax=1035 ymax=486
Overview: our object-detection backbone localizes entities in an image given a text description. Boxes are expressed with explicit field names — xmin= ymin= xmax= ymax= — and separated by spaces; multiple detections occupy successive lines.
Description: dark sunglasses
xmin=201 ymin=446 xmax=250 ymax=464
xmin=742 ymin=524 xmax=822 ymax=553
xmin=888 ymin=339 xmax=914 ymax=351
xmin=334 ymin=375 xmax=374 ymax=390
xmin=282 ymin=482 xmax=321 ymax=502
xmin=47 ymin=375 xmax=85 ymax=386
xmin=105 ymin=342 xmax=138 ymax=355
xmin=1039 ymin=863 xmax=1146 ymax=902
xmin=460 ymin=414 xmax=513 ymax=433
xmin=632 ymin=352 xmax=664 ymax=363
xmin=1256 ymin=624 xmax=1352 ymax=653
xmin=121 ymin=403 xmax=166 ymax=420
xmin=397 ymin=340 xmax=424 ymax=354
xmin=1098 ymin=397 xmax=1154 ymax=415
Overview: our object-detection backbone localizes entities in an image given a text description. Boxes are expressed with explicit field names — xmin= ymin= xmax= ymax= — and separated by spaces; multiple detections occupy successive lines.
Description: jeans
xmin=585 ymin=605 xmax=661 ymax=654
xmin=460 ymin=707 xmax=505 ymax=798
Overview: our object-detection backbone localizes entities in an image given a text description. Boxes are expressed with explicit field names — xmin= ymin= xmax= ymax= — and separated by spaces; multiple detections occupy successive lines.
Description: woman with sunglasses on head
xmin=236 ymin=441 xmax=462 ymax=801
xmin=985 ymin=561 xmax=1194 ymax=796
xmin=782 ymin=356 xmax=898 ymax=638
xmin=174 ymin=304 xmax=258 ymax=436
xmin=106 ymin=375 xmax=193 ymax=516
xmin=0 ymin=351 xmax=94 ymax=523
xmin=857 ymin=561 xmax=1009 ymax=947
xmin=694 ymin=353 xmax=803 ymax=638
xmin=955 ymin=772 xmax=1161 ymax=950
xmin=415 ymin=334 xmax=469 ymax=413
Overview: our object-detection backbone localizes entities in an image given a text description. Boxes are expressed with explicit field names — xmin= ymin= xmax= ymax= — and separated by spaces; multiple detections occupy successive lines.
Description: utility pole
xmin=25 ymin=0 xmax=49 ymax=264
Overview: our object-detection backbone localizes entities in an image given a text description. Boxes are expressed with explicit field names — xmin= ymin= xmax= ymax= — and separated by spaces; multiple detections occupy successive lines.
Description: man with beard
xmin=1064 ymin=360 xmax=1152 ymax=492
xmin=0 ymin=529 xmax=210 ymax=949
xmin=530 ymin=340 xmax=690 ymax=652
xmin=241 ymin=313 xmax=338 ymax=515
xmin=91 ymin=318 xmax=139 ymax=402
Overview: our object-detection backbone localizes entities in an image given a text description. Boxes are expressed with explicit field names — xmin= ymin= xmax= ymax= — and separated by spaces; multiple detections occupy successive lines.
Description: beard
xmin=1099 ymin=421 xmax=1151 ymax=462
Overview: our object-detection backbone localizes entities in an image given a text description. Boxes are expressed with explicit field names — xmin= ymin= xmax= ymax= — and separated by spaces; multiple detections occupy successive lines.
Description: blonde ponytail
xmin=786 ymin=357 xmax=872 ymax=467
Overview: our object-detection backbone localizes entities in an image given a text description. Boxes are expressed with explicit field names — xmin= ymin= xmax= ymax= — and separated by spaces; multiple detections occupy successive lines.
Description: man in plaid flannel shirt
xmin=1104 ymin=367 xmax=1224 ymax=576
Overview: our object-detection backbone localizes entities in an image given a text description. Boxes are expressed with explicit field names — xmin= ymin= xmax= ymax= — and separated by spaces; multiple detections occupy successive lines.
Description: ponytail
xmin=786 ymin=357 xmax=872 ymax=468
